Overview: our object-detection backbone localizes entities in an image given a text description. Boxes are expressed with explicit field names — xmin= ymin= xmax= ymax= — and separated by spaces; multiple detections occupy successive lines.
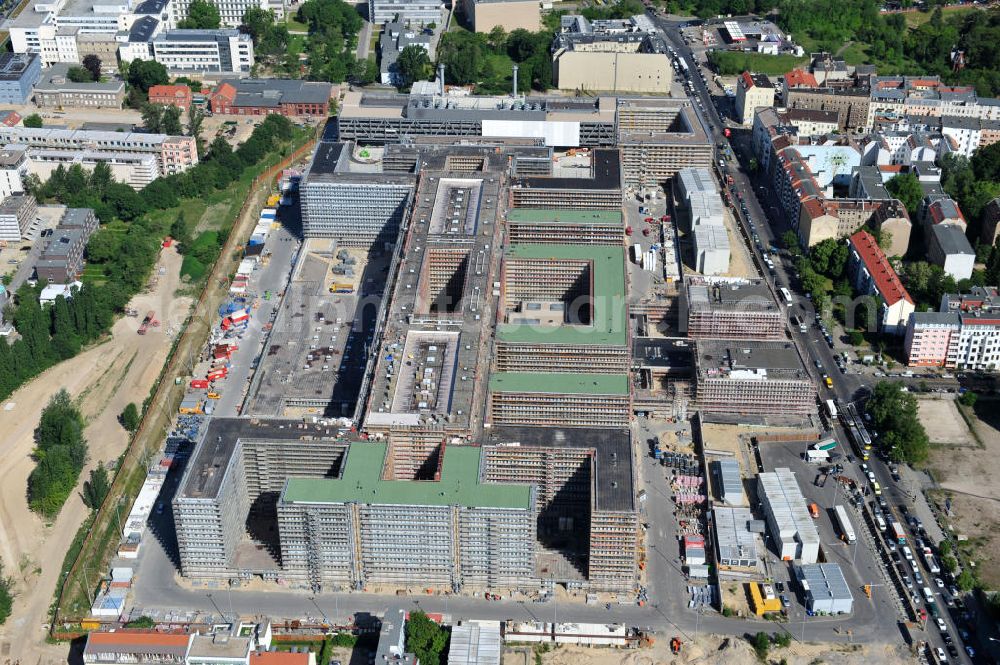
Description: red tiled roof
xmin=878 ymin=164 xmax=904 ymax=172
xmin=849 ymin=230 xmax=913 ymax=306
xmin=801 ymin=196 xmax=834 ymax=219
xmin=87 ymin=632 xmax=192 ymax=648
xmin=251 ymin=651 xmax=311 ymax=665
xmin=784 ymin=69 xmax=818 ymax=88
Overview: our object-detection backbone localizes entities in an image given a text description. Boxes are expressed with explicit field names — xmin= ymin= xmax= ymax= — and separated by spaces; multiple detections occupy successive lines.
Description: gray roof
xmin=156 ymin=27 xmax=241 ymax=42
xmin=35 ymin=63 xmax=124 ymax=93
xmin=128 ymin=15 xmax=159 ymax=42
xmin=220 ymin=78 xmax=332 ymax=106
xmin=797 ymin=563 xmax=853 ymax=602
xmin=0 ymin=53 xmax=38 ymax=82
xmin=910 ymin=311 xmax=960 ymax=326
xmin=133 ymin=0 xmax=168 ymax=13
xmin=931 ymin=224 xmax=974 ymax=256
xmin=61 ymin=208 xmax=95 ymax=227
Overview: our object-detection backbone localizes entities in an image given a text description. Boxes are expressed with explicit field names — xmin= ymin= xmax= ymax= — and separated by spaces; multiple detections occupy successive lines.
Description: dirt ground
xmin=0 ymin=245 xmax=193 ymax=664
xmin=917 ymin=397 xmax=976 ymax=446
xmin=924 ymin=396 xmax=1000 ymax=589
xmin=525 ymin=635 xmax=913 ymax=665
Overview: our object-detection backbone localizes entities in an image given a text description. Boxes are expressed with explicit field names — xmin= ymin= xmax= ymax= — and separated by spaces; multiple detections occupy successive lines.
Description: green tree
xmin=866 ymin=381 xmax=930 ymax=464
xmin=23 ymin=114 xmax=42 ymax=128
xmin=67 ymin=65 xmax=95 ymax=83
xmin=886 ymin=173 xmax=924 ymax=217
xmin=487 ymin=25 xmax=507 ymax=53
xmin=179 ymin=0 xmax=221 ymax=28
xmin=780 ymin=229 xmax=801 ymax=253
xmin=751 ymin=632 xmax=769 ymax=661
xmin=82 ymin=464 xmax=110 ymax=509
xmin=82 ymin=54 xmax=102 ymax=80
xmin=773 ymin=632 xmax=792 ymax=648
xmin=126 ymin=60 xmax=169 ymax=93
xmin=396 ymin=45 xmax=432 ymax=87
xmin=437 ymin=31 xmax=485 ymax=85
xmin=161 ymin=104 xmax=183 ymax=135
xmin=125 ymin=616 xmax=156 ymax=628
xmin=0 ymin=561 xmax=12 ymax=626
xmin=28 ymin=389 xmax=88 ymax=518
xmin=120 ymin=402 xmax=140 ymax=432
xmin=957 ymin=568 xmax=976 ymax=591
xmin=959 ymin=391 xmax=979 ymax=407
xmin=405 ymin=611 xmax=449 ymax=665
xmin=241 ymin=6 xmax=274 ymax=41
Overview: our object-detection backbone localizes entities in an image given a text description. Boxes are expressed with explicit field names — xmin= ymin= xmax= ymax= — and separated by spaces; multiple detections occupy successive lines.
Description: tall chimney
xmin=438 ymin=64 xmax=445 ymax=96
xmin=512 ymin=64 xmax=519 ymax=97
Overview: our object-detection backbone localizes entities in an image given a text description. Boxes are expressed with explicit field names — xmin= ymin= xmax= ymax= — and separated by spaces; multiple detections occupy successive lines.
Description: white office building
xmin=171 ymin=0 xmax=268 ymax=27
xmin=148 ymin=28 xmax=253 ymax=74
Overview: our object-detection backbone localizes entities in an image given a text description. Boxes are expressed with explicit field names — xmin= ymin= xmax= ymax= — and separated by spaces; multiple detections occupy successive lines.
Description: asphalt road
xmin=648 ymin=13 xmax=986 ymax=663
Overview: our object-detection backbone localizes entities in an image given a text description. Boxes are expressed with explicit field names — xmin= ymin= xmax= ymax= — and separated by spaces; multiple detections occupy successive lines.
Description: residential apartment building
xmin=0 ymin=53 xmax=42 ymax=104
xmin=209 ymin=79 xmax=332 ymax=116
xmin=27 ymin=149 xmax=160 ymax=188
xmin=0 ymin=126 xmax=198 ymax=175
xmin=0 ymin=194 xmax=37 ymax=242
xmin=905 ymin=286 xmax=1000 ymax=369
xmin=927 ymin=223 xmax=975 ymax=281
xmin=694 ymin=341 xmax=816 ymax=416
xmin=465 ymin=0 xmax=539 ymax=32
xmin=681 ymin=277 xmax=785 ymax=340
xmin=35 ymin=207 xmax=97 ymax=283
xmin=734 ymin=72 xmax=774 ymax=126
xmin=33 ymin=62 xmax=125 ymax=108
xmin=785 ymin=87 xmax=871 ymax=131
xmin=847 ymin=229 xmax=915 ymax=334
xmin=757 ymin=468 xmax=820 ymax=563
xmin=300 ymin=143 xmax=415 ymax=247
xmin=368 ymin=0 xmax=441 ymax=25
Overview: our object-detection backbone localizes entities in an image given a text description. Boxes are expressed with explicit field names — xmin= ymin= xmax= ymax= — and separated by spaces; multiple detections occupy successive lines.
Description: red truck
xmin=190 ymin=379 xmax=209 ymax=389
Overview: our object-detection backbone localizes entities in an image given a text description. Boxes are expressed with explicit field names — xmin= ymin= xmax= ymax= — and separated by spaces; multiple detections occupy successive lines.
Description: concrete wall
xmin=468 ymin=0 xmax=540 ymax=32
xmin=554 ymin=50 xmax=671 ymax=94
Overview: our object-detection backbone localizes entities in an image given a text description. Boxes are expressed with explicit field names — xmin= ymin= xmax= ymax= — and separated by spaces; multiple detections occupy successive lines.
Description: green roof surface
xmin=497 ymin=244 xmax=627 ymax=346
xmin=489 ymin=372 xmax=629 ymax=396
xmin=507 ymin=209 xmax=623 ymax=225
xmin=281 ymin=442 xmax=532 ymax=509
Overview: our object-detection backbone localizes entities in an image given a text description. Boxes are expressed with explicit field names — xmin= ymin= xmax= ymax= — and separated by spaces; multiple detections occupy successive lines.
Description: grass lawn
xmin=285 ymin=15 xmax=309 ymax=32
xmin=288 ymin=33 xmax=306 ymax=56
xmin=839 ymin=42 xmax=870 ymax=67
xmin=709 ymin=51 xmax=809 ymax=76
xmin=904 ymin=5 xmax=978 ymax=28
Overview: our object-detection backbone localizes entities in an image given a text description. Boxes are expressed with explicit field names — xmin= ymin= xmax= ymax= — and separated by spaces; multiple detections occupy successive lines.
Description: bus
xmin=779 ymin=287 xmax=793 ymax=306
xmin=834 ymin=505 xmax=856 ymax=544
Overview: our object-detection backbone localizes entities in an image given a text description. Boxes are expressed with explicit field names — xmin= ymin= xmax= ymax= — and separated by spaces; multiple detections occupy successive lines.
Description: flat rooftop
xmin=281 ymin=441 xmax=532 ymax=509
xmin=488 ymin=372 xmax=629 ymax=395
xmin=487 ymin=425 xmax=634 ymax=513
xmin=696 ymin=341 xmax=808 ymax=379
xmin=179 ymin=418 xmax=349 ymax=500
xmin=685 ymin=278 xmax=779 ymax=312
xmin=506 ymin=209 xmax=622 ymax=225
xmin=497 ymin=243 xmax=627 ymax=347
xmin=632 ymin=337 xmax=694 ymax=369
xmin=513 ymin=149 xmax=621 ymax=191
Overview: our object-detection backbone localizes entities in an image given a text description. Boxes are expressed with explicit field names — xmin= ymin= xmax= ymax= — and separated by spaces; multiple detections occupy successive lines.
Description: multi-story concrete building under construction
xmin=174 ymin=420 xmax=535 ymax=591
xmin=681 ymin=277 xmax=785 ymax=340
xmin=299 ymin=141 xmax=415 ymax=248
xmin=694 ymin=340 xmax=815 ymax=416
xmin=617 ymin=98 xmax=713 ymax=188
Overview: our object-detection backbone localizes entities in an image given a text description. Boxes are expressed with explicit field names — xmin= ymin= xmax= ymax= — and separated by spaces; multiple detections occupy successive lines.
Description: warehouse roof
xmin=281 ymin=442 xmax=532 ymax=509
xmin=489 ymin=371 xmax=628 ymax=395
xmin=497 ymin=243 xmax=626 ymax=346
xmin=506 ymin=208 xmax=622 ymax=225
